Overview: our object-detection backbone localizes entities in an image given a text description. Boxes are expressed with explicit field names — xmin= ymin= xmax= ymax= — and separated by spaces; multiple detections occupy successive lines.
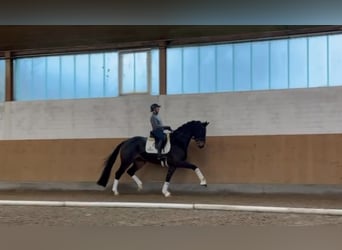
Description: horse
xmin=97 ymin=120 xmax=209 ymax=197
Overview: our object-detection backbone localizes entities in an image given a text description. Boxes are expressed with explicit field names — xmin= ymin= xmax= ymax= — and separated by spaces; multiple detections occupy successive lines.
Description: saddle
xmin=145 ymin=131 xmax=171 ymax=154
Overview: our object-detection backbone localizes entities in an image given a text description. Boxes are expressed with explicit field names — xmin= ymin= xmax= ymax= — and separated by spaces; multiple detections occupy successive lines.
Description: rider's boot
xmin=156 ymin=140 xmax=163 ymax=160
xmin=156 ymin=140 xmax=167 ymax=166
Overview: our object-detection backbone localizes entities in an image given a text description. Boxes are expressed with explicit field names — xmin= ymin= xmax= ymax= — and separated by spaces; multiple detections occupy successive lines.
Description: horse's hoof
xmin=163 ymin=192 xmax=171 ymax=197
xmin=201 ymin=184 xmax=207 ymax=188
xmin=113 ymin=191 xmax=119 ymax=196
xmin=200 ymin=180 xmax=207 ymax=186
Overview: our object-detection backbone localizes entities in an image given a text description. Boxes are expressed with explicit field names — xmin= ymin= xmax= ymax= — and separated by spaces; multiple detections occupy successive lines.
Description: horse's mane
xmin=174 ymin=120 xmax=201 ymax=133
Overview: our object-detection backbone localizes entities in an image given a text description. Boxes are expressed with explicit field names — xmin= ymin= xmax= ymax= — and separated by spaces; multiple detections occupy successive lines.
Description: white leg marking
xmin=132 ymin=175 xmax=143 ymax=191
xmin=112 ymin=179 xmax=119 ymax=195
xmin=195 ymin=168 xmax=207 ymax=186
xmin=162 ymin=182 xmax=171 ymax=197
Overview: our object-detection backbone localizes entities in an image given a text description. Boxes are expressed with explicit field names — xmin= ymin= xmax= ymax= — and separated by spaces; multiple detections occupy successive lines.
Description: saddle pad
xmin=145 ymin=133 xmax=171 ymax=154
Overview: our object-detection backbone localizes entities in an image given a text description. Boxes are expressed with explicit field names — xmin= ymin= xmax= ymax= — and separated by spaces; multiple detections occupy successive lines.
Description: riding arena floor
xmin=1 ymin=189 xmax=342 ymax=227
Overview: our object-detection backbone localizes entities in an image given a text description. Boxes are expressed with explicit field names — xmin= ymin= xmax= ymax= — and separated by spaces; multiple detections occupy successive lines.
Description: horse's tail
xmin=97 ymin=141 xmax=125 ymax=187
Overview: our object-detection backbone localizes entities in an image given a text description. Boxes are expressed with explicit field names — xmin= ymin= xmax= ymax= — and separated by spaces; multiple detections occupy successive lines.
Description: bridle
xmin=194 ymin=136 xmax=206 ymax=148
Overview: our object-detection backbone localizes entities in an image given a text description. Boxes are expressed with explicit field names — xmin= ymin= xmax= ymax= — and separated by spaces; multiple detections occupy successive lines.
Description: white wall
xmin=1 ymin=86 xmax=342 ymax=140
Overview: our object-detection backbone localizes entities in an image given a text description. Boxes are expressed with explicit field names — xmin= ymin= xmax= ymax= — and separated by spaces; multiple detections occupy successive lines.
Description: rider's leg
xmin=156 ymin=139 xmax=163 ymax=160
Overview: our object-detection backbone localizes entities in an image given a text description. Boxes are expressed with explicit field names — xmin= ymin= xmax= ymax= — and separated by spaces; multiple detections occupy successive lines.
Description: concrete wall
xmin=1 ymin=86 xmax=342 ymax=191
xmin=1 ymin=87 xmax=342 ymax=140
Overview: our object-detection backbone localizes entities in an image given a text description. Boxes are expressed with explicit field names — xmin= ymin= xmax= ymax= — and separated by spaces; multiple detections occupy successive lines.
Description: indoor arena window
xmin=13 ymin=49 xmax=159 ymax=101
xmin=0 ymin=59 xmax=5 ymax=101
xmin=166 ymin=33 xmax=342 ymax=94
xmin=118 ymin=49 xmax=155 ymax=95
xmin=329 ymin=34 xmax=342 ymax=86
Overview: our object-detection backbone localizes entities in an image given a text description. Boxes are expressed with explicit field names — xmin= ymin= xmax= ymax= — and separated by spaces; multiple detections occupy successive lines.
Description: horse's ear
xmin=203 ymin=121 xmax=209 ymax=127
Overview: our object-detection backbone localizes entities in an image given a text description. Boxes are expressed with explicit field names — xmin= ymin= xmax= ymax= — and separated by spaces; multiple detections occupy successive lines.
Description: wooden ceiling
xmin=0 ymin=25 xmax=341 ymax=57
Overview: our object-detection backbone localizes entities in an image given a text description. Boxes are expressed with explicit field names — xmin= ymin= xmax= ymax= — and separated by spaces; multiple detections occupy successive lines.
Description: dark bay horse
xmin=97 ymin=120 xmax=209 ymax=197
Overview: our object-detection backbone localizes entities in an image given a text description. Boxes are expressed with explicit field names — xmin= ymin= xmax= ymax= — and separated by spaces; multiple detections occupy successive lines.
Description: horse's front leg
xmin=162 ymin=166 xmax=176 ymax=197
xmin=177 ymin=161 xmax=207 ymax=187
xmin=195 ymin=168 xmax=207 ymax=187
xmin=161 ymin=162 xmax=207 ymax=197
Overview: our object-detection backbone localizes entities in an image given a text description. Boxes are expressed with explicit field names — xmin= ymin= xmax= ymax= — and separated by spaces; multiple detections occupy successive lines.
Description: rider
xmin=150 ymin=103 xmax=172 ymax=160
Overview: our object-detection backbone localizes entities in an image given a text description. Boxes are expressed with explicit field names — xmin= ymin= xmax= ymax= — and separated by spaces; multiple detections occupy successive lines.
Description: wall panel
xmin=0 ymin=135 xmax=342 ymax=186
xmin=1 ymin=87 xmax=342 ymax=190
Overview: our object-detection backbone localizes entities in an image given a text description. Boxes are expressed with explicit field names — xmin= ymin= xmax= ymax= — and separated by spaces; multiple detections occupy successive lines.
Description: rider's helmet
xmin=150 ymin=103 xmax=161 ymax=112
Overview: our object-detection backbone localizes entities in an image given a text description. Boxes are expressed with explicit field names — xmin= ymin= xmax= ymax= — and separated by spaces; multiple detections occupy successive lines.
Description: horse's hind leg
xmin=126 ymin=158 xmax=146 ymax=192
xmin=112 ymin=161 xmax=131 ymax=195
xmin=162 ymin=166 xmax=176 ymax=197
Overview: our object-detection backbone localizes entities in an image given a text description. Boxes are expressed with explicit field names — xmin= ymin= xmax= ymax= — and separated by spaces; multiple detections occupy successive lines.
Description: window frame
xmin=118 ymin=48 xmax=152 ymax=96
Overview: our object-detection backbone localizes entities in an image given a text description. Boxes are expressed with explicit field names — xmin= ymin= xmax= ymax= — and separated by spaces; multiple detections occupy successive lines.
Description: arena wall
xmin=1 ymin=87 xmax=342 ymax=191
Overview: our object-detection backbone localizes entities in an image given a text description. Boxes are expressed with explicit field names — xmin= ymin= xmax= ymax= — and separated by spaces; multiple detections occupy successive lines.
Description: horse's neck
xmin=171 ymin=129 xmax=192 ymax=149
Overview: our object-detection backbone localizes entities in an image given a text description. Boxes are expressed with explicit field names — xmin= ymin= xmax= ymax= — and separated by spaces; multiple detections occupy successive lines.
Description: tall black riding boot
xmin=156 ymin=140 xmax=163 ymax=160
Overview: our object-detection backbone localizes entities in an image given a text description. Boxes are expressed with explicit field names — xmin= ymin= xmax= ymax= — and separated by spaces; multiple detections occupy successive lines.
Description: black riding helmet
xmin=150 ymin=103 xmax=161 ymax=112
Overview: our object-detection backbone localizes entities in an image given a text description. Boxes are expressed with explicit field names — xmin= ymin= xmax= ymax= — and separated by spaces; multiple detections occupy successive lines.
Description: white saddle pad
xmin=145 ymin=133 xmax=171 ymax=154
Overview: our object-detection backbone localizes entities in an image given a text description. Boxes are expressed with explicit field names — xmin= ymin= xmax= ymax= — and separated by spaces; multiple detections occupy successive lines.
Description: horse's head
xmin=192 ymin=121 xmax=209 ymax=148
